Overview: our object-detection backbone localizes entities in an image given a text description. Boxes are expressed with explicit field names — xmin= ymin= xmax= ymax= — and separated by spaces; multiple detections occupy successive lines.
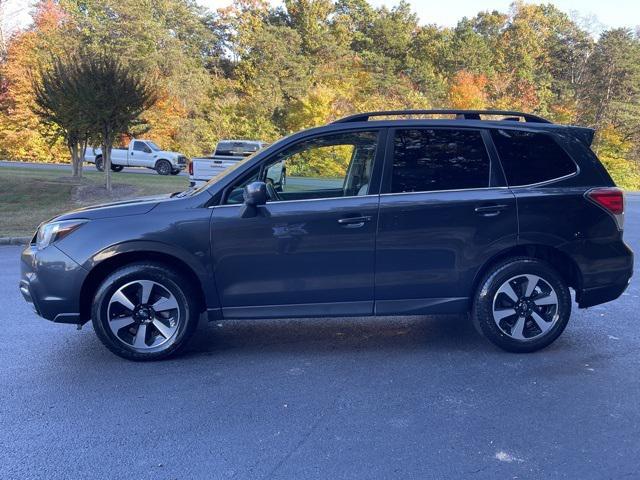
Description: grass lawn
xmin=0 ymin=167 xmax=188 ymax=237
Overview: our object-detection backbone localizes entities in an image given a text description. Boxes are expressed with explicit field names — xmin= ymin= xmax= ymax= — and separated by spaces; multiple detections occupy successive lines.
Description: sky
xmin=199 ymin=0 xmax=640 ymax=30
xmin=2 ymin=0 xmax=639 ymax=34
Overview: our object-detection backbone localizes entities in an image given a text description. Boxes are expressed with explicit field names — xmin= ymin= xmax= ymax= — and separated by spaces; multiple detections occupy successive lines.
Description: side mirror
xmin=243 ymin=181 xmax=267 ymax=206
xmin=240 ymin=181 xmax=267 ymax=218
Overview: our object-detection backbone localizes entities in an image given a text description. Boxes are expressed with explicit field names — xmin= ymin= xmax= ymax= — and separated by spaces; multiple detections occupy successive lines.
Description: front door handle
xmin=474 ymin=204 xmax=509 ymax=217
xmin=338 ymin=215 xmax=372 ymax=228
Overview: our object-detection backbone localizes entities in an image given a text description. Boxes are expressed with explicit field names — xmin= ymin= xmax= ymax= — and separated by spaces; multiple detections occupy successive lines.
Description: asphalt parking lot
xmin=1 ymin=197 xmax=638 ymax=480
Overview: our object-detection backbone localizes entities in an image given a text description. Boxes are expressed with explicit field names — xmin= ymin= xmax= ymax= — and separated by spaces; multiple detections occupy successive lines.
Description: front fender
xmin=56 ymin=199 xmax=220 ymax=312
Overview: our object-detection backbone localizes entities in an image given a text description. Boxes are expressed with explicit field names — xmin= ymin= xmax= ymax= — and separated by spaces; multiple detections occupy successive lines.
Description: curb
xmin=0 ymin=237 xmax=30 ymax=246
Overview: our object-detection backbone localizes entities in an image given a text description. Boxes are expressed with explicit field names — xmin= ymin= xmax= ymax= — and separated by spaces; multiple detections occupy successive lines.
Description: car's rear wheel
xmin=155 ymin=160 xmax=172 ymax=175
xmin=111 ymin=164 xmax=124 ymax=172
xmin=95 ymin=156 xmax=104 ymax=171
xmin=91 ymin=263 xmax=200 ymax=361
xmin=472 ymin=257 xmax=571 ymax=353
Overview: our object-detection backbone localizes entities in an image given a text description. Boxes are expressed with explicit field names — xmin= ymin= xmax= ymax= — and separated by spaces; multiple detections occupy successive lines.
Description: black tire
xmin=472 ymin=257 xmax=571 ymax=353
xmin=155 ymin=159 xmax=172 ymax=175
xmin=91 ymin=263 xmax=200 ymax=361
xmin=111 ymin=164 xmax=124 ymax=172
xmin=170 ymin=169 xmax=180 ymax=175
xmin=95 ymin=156 xmax=104 ymax=172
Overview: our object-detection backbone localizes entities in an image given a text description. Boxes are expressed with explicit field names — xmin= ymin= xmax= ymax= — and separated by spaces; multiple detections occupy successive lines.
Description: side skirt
xmin=375 ymin=297 xmax=469 ymax=315
xmin=206 ymin=297 xmax=469 ymax=321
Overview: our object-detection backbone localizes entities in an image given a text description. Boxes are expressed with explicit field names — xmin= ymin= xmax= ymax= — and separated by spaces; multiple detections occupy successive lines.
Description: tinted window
xmin=133 ymin=141 xmax=149 ymax=152
xmin=491 ymin=129 xmax=577 ymax=186
xmin=215 ymin=142 xmax=261 ymax=157
xmin=391 ymin=129 xmax=490 ymax=193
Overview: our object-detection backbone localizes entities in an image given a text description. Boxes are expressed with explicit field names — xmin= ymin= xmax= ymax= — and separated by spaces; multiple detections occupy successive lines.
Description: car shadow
xmin=180 ymin=313 xmax=494 ymax=358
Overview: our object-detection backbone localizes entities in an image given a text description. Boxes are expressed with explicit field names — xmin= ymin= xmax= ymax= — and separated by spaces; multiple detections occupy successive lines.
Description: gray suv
xmin=20 ymin=110 xmax=633 ymax=360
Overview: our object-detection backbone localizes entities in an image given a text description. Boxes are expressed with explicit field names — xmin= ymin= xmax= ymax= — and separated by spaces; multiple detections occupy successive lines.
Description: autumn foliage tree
xmin=75 ymin=55 xmax=156 ymax=191
xmin=32 ymin=56 xmax=92 ymax=178
xmin=449 ymin=71 xmax=488 ymax=109
xmin=0 ymin=0 xmax=639 ymax=188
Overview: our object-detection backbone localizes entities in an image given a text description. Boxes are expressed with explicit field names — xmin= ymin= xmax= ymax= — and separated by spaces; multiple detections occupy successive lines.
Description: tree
xmin=32 ymin=56 xmax=91 ymax=178
xmin=0 ymin=1 xmax=73 ymax=162
xmin=449 ymin=70 xmax=488 ymax=109
xmin=73 ymin=55 xmax=156 ymax=191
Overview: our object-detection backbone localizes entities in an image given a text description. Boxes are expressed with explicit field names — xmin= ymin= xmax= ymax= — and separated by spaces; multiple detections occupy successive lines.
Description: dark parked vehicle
xmin=20 ymin=110 xmax=633 ymax=360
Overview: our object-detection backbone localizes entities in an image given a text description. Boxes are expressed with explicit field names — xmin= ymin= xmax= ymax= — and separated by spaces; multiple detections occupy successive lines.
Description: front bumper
xmin=20 ymin=244 xmax=88 ymax=324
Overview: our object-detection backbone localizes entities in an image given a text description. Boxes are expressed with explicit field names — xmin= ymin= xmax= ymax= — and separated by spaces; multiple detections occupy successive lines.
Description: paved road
xmin=1 ymin=199 xmax=639 ymax=480
xmin=1 ymin=159 xmax=187 ymax=176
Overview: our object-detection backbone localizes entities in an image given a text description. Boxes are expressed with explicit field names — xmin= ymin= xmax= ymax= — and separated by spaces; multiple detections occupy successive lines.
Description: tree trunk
xmin=68 ymin=144 xmax=77 ymax=178
xmin=103 ymin=142 xmax=112 ymax=192
xmin=78 ymin=138 xmax=87 ymax=179
xmin=70 ymin=143 xmax=80 ymax=178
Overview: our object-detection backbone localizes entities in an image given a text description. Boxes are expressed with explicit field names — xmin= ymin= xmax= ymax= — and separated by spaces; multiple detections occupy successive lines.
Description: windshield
xmin=147 ymin=141 xmax=161 ymax=151
xmin=179 ymin=135 xmax=287 ymax=198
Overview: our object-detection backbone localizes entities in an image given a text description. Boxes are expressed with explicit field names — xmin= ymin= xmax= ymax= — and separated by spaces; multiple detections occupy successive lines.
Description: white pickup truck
xmin=189 ymin=140 xmax=272 ymax=188
xmin=85 ymin=139 xmax=188 ymax=175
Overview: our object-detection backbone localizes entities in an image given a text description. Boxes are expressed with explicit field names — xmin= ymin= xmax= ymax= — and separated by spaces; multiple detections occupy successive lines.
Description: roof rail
xmin=333 ymin=109 xmax=552 ymax=124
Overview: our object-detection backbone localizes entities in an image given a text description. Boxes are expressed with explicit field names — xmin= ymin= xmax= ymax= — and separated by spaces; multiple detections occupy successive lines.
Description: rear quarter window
xmin=491 ymin=130 xmax=577 ymax=186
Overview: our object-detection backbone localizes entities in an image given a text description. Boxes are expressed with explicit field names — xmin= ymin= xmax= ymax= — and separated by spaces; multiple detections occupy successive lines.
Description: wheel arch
xmin=471 ymin=244 xmax=583 ymax=299
xmin=79 ymin=250 xmax=208 ymax=323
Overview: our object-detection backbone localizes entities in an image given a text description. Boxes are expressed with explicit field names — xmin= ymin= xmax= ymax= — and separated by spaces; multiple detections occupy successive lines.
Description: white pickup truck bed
xmin=189 ymin=140 xmax=265 ymax=188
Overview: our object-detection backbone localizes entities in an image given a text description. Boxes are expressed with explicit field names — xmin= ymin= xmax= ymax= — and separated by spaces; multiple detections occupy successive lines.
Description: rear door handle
xmin=474 ymin=204 xmax=509 ymax=216
xmin=338 ymin=215 xmax=372 ymax=228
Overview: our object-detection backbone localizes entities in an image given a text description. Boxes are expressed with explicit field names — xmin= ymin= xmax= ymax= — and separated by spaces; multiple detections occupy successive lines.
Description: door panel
xmin=375 ymin=188 xmax=517 ymax=314
xmin=211 ymin=196 xmax=379 ymax=317
xmin=374 ymin=126 xmax=517 ymax=315
xmin=131 ymin=142 xmax=154 ymax=167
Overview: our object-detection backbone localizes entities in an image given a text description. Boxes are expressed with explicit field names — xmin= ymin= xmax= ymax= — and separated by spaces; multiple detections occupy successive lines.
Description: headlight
xmin=36 ymin=219 xmax=88 ymax=250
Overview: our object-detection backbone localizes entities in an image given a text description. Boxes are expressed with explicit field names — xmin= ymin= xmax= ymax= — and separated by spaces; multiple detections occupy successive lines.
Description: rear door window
xmin=391 ymin=129 xmax=491 ymax=193
xmin=490 ymin=129 xmax=577 ymax=186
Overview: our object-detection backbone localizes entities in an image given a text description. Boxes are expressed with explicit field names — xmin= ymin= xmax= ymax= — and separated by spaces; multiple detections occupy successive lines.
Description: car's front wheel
xmin=91 ymin=263 xmax=200 ymax=361
xmin=155 ymin=160 xmax=172 ymax=175
xmin=472 ymin=257 xmax=571 ymax=353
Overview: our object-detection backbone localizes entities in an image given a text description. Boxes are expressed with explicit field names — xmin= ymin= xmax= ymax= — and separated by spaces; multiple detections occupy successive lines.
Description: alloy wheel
xmin=492 ymin=274 xmax=560 ymax=342
xmin=107 ymin=280 xmax=181 ymax=351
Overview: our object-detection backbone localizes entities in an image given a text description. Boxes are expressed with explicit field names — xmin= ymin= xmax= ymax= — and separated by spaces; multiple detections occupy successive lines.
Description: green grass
xmin=0 ymin=167 xmax=187 ymax=237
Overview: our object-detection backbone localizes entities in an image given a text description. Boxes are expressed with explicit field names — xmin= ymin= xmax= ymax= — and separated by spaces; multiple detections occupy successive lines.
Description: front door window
xmin=225 ymin=131 xmax=379 ymax=204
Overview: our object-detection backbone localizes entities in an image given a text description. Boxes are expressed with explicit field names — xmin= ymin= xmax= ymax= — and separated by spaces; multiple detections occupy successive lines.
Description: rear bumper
xmin=578 ymin=279 xmax=632 ymax=308
xmin=20 ymin=244 xmax=88 ymax=324
xmin=574 ymin=240 xmax=634 ymax=308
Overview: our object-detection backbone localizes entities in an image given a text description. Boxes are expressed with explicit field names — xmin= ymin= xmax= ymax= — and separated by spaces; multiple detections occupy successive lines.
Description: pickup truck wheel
xmin=111 ymin=164 xmax=124 ymax=172
xmin=156 ymin=160 xmax=172 ymax=176
xmin=472 ymin=257 xmax=571 ymax=353
xmin=91 ymin=263 xmax=200 ymax=361
xmin=95 ymin=156 xmax=104 ymax=172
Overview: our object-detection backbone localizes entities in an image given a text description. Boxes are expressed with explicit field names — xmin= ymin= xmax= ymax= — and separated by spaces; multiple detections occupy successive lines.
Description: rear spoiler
xmin=568 ymin=127 xmax=595 ymax=147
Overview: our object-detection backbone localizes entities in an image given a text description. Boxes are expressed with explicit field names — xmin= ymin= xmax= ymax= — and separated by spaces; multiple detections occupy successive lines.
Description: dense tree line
xmin=0 ymin=0 xmax=639 ymax=187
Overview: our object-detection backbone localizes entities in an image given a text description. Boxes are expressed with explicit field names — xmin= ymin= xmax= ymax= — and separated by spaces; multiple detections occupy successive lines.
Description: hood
xmin=54 ymin=194 xmax=173 ymax=222
xmin=157 ymin=150 xmax=181 ymax=159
